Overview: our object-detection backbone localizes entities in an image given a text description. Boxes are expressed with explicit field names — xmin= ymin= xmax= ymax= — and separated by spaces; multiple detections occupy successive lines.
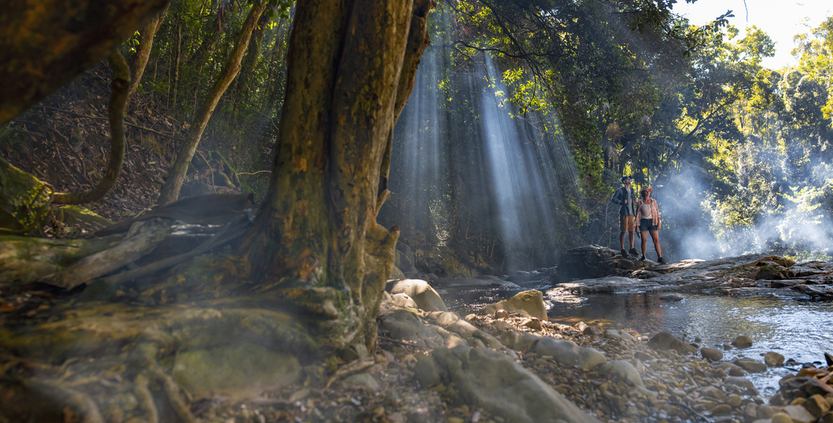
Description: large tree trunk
xmin=0 ymin=0 xmax=169 ymax=127
xmin=157 ymin=2 xmax=269 ymax=205
xmin=238 ymin=0 xmax=434 ymax=352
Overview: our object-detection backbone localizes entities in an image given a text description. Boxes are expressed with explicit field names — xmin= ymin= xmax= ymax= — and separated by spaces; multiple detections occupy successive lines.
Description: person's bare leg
xmin=628 ymin=231 xmax=635 ymax=249
xmin=620 ymin=231 xmax=626 ymax=250
xmin=641 ymin=232 xmax=648 ymax=256
xmin=650 ymin=230 xmax=661 ymax=258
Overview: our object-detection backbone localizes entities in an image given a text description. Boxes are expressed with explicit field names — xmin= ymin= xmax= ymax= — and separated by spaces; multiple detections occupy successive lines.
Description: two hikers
xmin=611 ymin=176 xmax=664 ymax=263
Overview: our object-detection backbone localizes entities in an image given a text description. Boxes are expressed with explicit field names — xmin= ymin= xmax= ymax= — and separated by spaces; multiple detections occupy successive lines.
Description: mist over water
xmin=659 ymin=149 xmax=833 ymax=261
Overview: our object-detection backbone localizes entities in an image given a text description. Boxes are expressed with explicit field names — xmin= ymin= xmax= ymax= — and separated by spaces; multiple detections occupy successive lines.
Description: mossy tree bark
xmin=0 ymin=0 xmax=169 ymax=127
xmin=238 ymin=0 xmax=434 ymax=352
xmin=157 ymin=2 xmax=268 ymax=206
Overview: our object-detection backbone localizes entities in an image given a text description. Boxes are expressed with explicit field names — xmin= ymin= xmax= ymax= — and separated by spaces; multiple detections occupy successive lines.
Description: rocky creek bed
xmin=3 ymin=246 xmax=833 ymax=423
xmin=182 ymin=246 xmax=833 ymax=423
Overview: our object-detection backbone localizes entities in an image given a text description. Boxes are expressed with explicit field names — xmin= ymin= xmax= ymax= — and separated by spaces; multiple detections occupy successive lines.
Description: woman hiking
xmin=635 ymin=187 xmax=665 ymax=263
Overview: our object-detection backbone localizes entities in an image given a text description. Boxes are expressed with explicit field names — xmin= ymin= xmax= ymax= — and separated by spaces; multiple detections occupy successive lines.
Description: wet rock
xmin=766 ymin=352 xmax=786 ymax=367
xmin=390 ymin=279 xmax=447 ymax=311
xmin=755 ymin=261 xmax=796 ymax=280
xmin=659 ymin=293 xmax=683 ymax=302
xmin=493 ymin=309 xmax=509 ymax=319
xmin=531 ymin=338 xmax=607 ymax=370
xmin=701 ymin=347 xmax=723 ymax=362
xmin=777 ymin=377 xmax=833 ymax=403
xmin=732 ymin=335 xmax=754 ymax=349
xmin=429 ymin=346 xmax=602 ymax=423
xmin=734 ymin=358 xmax=768 ymax=373
xmin=480 ymin=290 xmax=547 ymax=320
xmin=647 ymin=331 xmax=696 ymax=355
xmin=557 ymin=245 xmax=622 ymax=280
xmin=724 ymin=376 xmax=758 ymax=393
xmin=342 ymin=373 xmax=380 ymax=391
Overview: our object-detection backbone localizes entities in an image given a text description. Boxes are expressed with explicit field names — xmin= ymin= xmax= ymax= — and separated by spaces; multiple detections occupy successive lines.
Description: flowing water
xmin=443 ymin=286 xmax=833 ymax=398
xmin=547 ymin=293 xmax=833 ymax=398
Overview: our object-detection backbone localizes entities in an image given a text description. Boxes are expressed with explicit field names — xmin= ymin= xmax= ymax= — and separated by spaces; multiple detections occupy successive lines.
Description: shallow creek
xmin=546 ymin=293 xmax=833 ymax=398
xmin=447 ymin=287 xmax=833 ymax=399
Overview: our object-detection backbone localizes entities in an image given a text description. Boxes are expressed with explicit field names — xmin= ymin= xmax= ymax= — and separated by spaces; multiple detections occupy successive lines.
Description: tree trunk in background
xmin=157 ymin=2 xmax=268 ymax=205
xmin=128 ymin=5 xmax=170 ymax=98
xmin=238 ymin=0 xmax=434 ymax=352
xmin=0 ymin=0 xmax=169 ymax=126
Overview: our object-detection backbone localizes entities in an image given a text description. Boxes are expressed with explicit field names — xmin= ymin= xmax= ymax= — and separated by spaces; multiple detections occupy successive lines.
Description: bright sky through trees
xmin=677 ymin=0 xmax=833 ymax=69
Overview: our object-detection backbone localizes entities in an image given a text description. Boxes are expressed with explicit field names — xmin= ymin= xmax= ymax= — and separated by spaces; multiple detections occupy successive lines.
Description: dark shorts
xmin=639 ymin=218 xmax=659 ymax=232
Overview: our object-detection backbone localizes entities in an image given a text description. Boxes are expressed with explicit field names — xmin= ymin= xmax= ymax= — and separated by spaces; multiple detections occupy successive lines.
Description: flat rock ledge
xmin=549 ymin=248 xmax=833 ymax=298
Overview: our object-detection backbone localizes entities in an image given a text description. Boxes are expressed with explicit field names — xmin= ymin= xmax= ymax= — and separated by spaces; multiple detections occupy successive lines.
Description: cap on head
xmin=621 ymin=176 xmax=631 ymax=183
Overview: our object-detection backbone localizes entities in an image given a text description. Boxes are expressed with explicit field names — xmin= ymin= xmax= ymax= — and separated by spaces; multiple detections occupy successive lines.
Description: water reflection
xmin=549 ymin=293 xmax=833 ymax=398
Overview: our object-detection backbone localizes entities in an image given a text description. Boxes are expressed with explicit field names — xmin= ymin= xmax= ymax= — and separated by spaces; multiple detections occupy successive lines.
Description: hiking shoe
xmin=658 ymin=256 xmax=666 ymax=264
xmin=621 ymin=249 xmax=629 ymax=257
xmin=629 ymin=248 xmax=638 ymax=255
xmin=639 ymin=256 xmax=646 ymax=261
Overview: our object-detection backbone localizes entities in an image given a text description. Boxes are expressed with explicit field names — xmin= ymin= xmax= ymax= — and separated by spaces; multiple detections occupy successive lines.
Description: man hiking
xmin=611 ymin=175 xmax=638 ymax=257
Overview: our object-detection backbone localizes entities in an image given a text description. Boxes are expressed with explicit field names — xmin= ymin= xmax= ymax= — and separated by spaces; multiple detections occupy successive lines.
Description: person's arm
xmin=635 ymin=200 xmax=642 ymax=222
xmin=656 ymin=201 xmax=661 ymax=228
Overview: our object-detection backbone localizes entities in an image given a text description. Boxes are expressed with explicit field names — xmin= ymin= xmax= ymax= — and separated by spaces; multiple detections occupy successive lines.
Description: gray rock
xmin=777 ymin=376 xmax=833 ymax=402
xmin=414 ymin=356 xmax=442 ymax=388
xmin=391 ymin=292 xmax=418 ymax=309
xmin=732 ymin=335 xmax=753 ymax=349
xmin=733 ymin=358 xmax=767 ymax=373
xmin=500 ymin=331 xmax=540 ymax=352
xmin=341 ymin=373 xmax=380 ymax=391
xmin=700 ymin=347 xmax=723 ymax=362
xmin=599 ymin=360 xmax=644 ymax=387
xmin=782 ymin=404 xmax=817 ymax=423
xmin=480 ymin=290 xmax=547 ymax=320
xmin=647 ymin=331 xmax=696 ymax=354
xmin=604 ymin=329 xmax=635 ymax=342
xmin=390 ymin=279 xmax=447 ymax=311
xmin=390 ymin=265 xmax=406 ymax=280
xmin=172 ymin=343 xmax=300 ymax=402
xmin=724 ymin=376 xmax=758 ymax=394
xmin=395 ymin=242 xmax=416 ymax=273
xmin=765 ymin=351 xmax=785 ymax=367
xmin=659 ymin=293 xmax=683 ymax=301
xmin=557 ymin=245 xmax=647 ymax=280
xmin=429 ymin=346 xmax=602 ymax=423
xmin=531 ymin=337 xmax=606 ymax=370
